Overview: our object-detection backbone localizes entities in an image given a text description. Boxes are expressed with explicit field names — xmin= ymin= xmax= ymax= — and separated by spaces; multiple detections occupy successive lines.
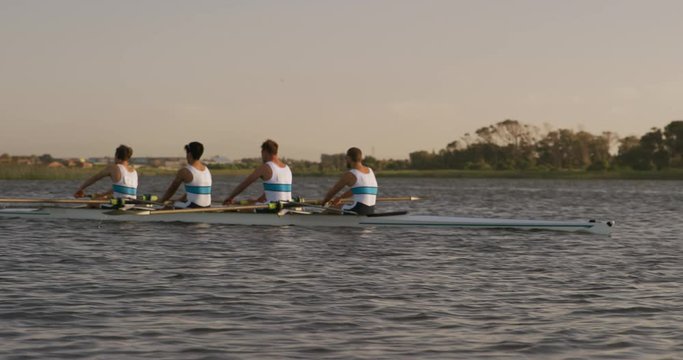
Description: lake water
xmin=1 ymin=177 xmax=682 ymax=359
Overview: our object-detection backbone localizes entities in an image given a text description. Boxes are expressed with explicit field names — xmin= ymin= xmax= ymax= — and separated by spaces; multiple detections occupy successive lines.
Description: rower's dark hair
xmin=184 ymin=141 xmax=204 ymax=160
xmin=346 ymin=147 xmax=363 ymax=162
xmin=261 ymin=139 xmax=279 ymax=155
xmin=115 ymin=145 xmax=133 ymax=161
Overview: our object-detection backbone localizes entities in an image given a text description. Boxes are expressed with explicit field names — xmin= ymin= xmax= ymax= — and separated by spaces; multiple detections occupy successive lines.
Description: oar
xmin=0 ymin=197 xmax=163 ymax=206
xmin=293 ymin=196 xmax=422 ymax=206
xmin=145 ymin=203 xmax=278 ymax=215
xmin=0 ymin=198 xmax=109 ymax=205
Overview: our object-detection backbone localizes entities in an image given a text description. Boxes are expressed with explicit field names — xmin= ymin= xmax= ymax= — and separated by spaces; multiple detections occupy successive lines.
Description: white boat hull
xmin=0 ymin=207 xmax=614 ymax=235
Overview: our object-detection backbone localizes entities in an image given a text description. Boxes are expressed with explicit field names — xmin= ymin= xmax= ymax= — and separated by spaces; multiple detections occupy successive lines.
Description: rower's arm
xmin=74 ymin=166 xmax=113 ymax=197
xmin=223 ymin=166 xmax=266 ymax=204
xmin=321 ymin=173 xmax=356 ymax=205
xmin=159 ymin=168 xmax=191 ymax=203
xmin=339 ymin=189 xmax=353 ymax=199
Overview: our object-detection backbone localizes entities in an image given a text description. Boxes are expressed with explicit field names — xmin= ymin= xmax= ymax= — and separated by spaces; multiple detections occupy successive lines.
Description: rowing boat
xmin=0 ymin=206 xmax=615 ymax=235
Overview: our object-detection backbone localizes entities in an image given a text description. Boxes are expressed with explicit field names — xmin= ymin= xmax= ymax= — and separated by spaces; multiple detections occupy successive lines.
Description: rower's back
xmin=184 ymin=162 xmax=212 ymax=207
xmin=349 ymin=166 xmax=377 ymax=207
xmin=112 ymin=163 xmax=138 ymax=199
xmin=263 ymin=160 xmax=292 ymax=202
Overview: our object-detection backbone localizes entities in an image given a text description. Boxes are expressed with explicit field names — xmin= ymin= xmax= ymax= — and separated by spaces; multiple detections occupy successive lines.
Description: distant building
xmin=132 ymin=157 xmax=151 ymax=166
xmin=205 ymin=155 xmax=231 ymax=165
xmin=48 ymin=161 xmax=64 ymax=168
xmin=162 ymin=160 xmax=183 ymax=169
xmin=88 ymin=157 xmax=112 ymax=166
xmin=130 ymin=157 xmax=185 ymax=168
xmin=15 ymin=156 xmax=37 ymax=165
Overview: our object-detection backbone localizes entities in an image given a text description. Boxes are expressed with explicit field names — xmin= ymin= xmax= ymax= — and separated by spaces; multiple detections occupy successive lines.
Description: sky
xmin=1 ymin=0 xmax=682 ymax=161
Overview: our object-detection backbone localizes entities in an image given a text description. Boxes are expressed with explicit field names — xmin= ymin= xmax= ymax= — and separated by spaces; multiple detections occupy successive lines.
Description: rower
xmin=159 ymin=142 xmax=212 ymax=208
xmin=74 ymin=145 xmax=137 ymax=200
xmin=223 ymin=139 xmax=292 ymax=206
xmin=321 ymin=147 xmax=377 ymax=215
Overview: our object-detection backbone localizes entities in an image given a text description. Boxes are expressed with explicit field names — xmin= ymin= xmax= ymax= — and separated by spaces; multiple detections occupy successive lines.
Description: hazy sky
xmin=1 ymin=0 xmax=682 ymax=160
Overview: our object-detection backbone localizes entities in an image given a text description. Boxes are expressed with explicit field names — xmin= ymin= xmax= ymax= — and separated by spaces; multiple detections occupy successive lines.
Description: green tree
xmin=617 ymin=128 xmax=669 ymax=170
xmin=320 ymin=153 xmax=346 ymax=171
xmin=363 ymin=155 xmax=379 ymax=170
xmin=38 ymin=154 xmax=54 ymax=165
xmin=409 ymin=150 xmax=441 ymax=169
xmin=664 ymin=121 xmax=683 ymax=166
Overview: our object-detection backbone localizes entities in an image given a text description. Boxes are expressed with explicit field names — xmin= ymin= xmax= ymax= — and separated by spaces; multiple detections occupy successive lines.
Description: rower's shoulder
xmin=257 ymin=162 xmax=273 ymax=178
xmin=186 ymin=162 xmax=209 ymax=172
xmin=266 ymin=159 xmax=289 ymax=168
xmin=105 ymin=163 xmax=121 ymax=173
xmin=341 ymin=171 xmax=357 ymax=183
xmin=351 ymin=166 xmax=372 ymax=175
xmin=177 ymin=166 xmax=192 ymax=178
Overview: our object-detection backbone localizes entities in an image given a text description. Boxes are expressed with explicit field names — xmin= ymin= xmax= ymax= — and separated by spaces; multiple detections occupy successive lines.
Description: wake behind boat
xmin=0 ymin=200 xmax=615 ymax=235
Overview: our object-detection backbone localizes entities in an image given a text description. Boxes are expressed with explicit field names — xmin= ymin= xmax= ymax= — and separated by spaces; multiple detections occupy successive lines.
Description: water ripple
xmin=1 ymin=177 xmax=682 ymax=359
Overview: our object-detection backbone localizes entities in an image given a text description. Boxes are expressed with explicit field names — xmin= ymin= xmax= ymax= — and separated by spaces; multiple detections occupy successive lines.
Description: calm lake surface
xmin=1 ymin=177 xmax=682 ymax=359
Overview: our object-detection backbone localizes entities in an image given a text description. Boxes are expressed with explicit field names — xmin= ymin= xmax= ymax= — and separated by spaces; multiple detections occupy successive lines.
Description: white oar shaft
xmin=0 ymin=198 xmax=108 ymax=204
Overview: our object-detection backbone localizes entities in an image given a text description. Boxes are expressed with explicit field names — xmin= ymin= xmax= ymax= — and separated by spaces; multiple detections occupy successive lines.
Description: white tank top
xmin=112 ymin=164 xmax=138 ymax=199
xmin=263 ymin=161 xmax=292 ymax=202
xmin=349 ymin=168 xmax=377 ymax=206
xmin=184 ymin=165 xmax=212 ymax=207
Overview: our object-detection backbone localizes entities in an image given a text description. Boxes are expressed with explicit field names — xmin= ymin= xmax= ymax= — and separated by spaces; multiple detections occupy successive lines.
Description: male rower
xmin=223 ymin=139 xmax=292 ymax=205
xmin=321 ymin=147 xmax=377 ymax=215
xmin=74 ymin=144 xmax=137 ymax=199
xmin=159 ymin=142 xmax=212 ymax=208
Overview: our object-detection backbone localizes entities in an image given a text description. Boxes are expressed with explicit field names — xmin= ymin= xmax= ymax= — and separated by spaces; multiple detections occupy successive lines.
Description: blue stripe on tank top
xmin=185 ymin=185 xmax=212 ymax=194
xmin=352 ymin=186 xmax=378 ymax=195
xmin=263 ymin=183 xmax=292 ymax=192
xmin=112 ymin=184 xmax=137 ymax=195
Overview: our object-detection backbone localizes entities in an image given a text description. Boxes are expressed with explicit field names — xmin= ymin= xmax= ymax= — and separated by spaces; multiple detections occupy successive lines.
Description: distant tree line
xmin=407 ymin=120 xmax=683 ymax=171
xmin=209 ymin=155 xmax=410 ymax=173
xmin=0 ymin=153 xmax=56 ymax=166
xmin=5 ymin=120 xmax=681 ymax=173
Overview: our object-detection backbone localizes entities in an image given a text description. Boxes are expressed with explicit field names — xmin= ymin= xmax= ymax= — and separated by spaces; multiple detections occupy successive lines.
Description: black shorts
xmin=174 ymin=201 xmax=208 ymax=209
xmin=186 ymin=202 xmax=207 ymax=209
xmin=343 ymin=202 xmax=375 ymax=215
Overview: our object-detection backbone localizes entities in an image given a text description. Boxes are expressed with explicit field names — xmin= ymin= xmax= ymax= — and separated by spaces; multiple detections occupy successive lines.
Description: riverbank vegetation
xmin=2 ymin=165 xmax=683 ymax=181
xmin=403 ymin=120 xmax=683 ymax=173
xmin=2 ymin=120 xmax=682 ymax=180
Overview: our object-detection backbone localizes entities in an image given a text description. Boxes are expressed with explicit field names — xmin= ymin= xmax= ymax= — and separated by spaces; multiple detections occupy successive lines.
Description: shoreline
xmin=1 ymin=166 xmax=683 ymax=181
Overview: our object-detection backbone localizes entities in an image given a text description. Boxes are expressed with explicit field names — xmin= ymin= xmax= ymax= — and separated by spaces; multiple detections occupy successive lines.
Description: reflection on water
xmin=1 ymin=177 xmax=682 ymax=359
